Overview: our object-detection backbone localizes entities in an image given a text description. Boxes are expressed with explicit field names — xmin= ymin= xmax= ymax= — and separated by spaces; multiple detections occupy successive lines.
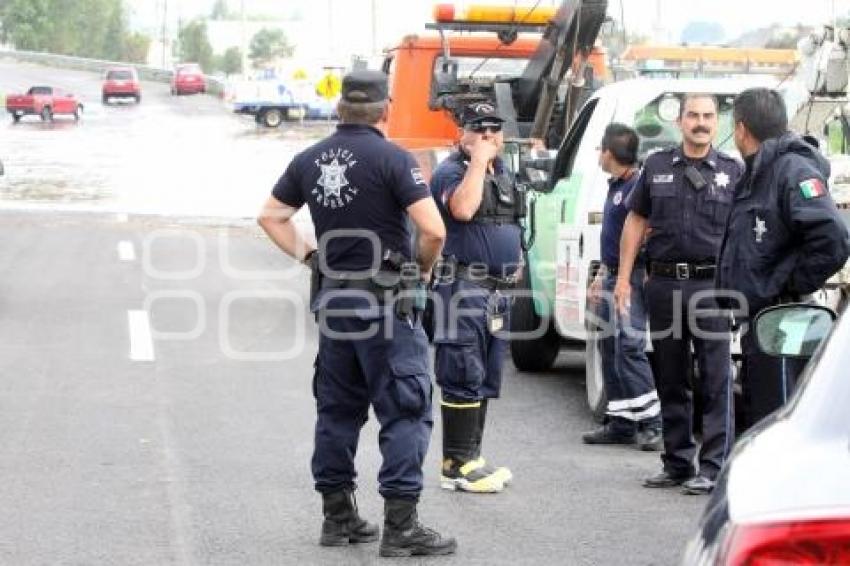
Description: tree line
xmin=178 ymin=20 xmax=294 ymax=76
xmin=0 ymin=0 xmax=150 ymax=63
xmin=0 ymin=0 xmax=294 ymax=74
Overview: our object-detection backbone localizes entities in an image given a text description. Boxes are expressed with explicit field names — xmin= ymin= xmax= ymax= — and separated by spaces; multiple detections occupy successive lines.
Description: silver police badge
xmin=753 ymin=216 xmax=767 ymax=243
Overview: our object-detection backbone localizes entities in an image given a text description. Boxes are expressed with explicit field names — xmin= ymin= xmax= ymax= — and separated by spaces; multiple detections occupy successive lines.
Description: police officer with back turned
xmin=258 ymin=70 xmax=457 ymax=558
xmin=615 ymin=93 xmax=742 ymax=495
xmin=717 ymin=87 xmax=850 ymax=427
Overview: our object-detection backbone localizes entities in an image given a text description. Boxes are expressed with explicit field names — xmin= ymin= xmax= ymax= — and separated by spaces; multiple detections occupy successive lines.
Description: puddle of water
xmin=0 ymin=178 xmax=109 ymax=202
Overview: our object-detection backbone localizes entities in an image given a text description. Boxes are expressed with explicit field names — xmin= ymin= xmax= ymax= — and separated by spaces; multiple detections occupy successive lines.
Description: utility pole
xmin=371 ymin=0 xmax=377 ymax=57
xmin=328 ymin=0 xmax=334 ymax=62
xmin=241 ymin=0 xmax=247 ymax=77
xmin=161 ymin=0 xmax=169 ymax=68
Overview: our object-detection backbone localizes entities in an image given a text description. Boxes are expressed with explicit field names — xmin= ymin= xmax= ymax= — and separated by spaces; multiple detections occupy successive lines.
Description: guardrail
xmin=0 ymin=49 xmax=225 ymax=96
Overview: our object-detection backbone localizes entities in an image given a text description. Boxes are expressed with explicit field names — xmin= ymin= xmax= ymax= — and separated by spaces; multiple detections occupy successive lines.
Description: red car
xmin=6 ymin=86 xmax=83 ymax=122
xmin=102 ymin=67 xmax=141 ymax=104
xmin=171 ymin=63 xmax=206 ymax=95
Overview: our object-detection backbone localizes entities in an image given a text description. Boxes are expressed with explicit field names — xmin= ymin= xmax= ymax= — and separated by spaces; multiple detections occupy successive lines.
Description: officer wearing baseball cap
xmin=429 ymin=101 xmax=523 ymax=494
xmin=459 ymin=102 xmax=505 ymax=130
xmin=340 ymin=69 xmax=389 ymax=103
xmin=259 ymin=69 xmax=457 ymax=557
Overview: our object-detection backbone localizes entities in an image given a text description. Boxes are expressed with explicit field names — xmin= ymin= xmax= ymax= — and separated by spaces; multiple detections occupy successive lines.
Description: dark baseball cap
xmin=461 ymin=101 xmax=505 ymax=127
xmin=341 ymin=70 xmax=389 ymax=103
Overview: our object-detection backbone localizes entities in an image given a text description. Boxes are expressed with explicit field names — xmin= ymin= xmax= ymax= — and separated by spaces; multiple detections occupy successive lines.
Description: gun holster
xmin=307 ymin=251 xmax=322 ymax=308
xmin=392 ymin=262 xmax=426 ymax=324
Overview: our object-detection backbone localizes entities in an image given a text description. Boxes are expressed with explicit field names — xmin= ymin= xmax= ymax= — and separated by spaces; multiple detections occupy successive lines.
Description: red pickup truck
xmin=6 ymin=86 xmax=83 ymax=123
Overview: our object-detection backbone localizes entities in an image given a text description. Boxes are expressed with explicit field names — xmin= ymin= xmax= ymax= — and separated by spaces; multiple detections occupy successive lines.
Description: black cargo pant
xmin=645 ymin=276 xmax=734 ymax=480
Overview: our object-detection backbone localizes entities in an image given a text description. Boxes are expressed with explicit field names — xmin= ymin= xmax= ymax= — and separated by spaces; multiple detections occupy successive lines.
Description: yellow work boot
xmin=440 ymin=457 xmax=505 ymax=493
xmin=473 ymin=457 xmax=513 ymax=486
xmin=473 ymin=399 xmax=513 ymax=487
xmin=440 ymin=399 xmax=505 ymax=493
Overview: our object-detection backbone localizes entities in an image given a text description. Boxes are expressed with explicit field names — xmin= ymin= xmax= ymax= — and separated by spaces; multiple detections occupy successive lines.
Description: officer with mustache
xmin=615 ymin=94 xmax=743 ymax=495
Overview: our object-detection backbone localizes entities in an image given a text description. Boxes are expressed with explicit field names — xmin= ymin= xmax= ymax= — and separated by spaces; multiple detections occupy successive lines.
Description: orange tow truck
xmin=382 ymin=1 xmax=609 ymax=180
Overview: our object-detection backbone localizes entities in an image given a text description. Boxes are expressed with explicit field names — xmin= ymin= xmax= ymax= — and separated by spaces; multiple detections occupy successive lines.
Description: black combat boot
xmin=379 ymin=498 xmax=457 ymax=557
xmin=319 ymin=489 xmax=379 ymax=546
xmin=440 ymin=400 xmax=504 ymax=493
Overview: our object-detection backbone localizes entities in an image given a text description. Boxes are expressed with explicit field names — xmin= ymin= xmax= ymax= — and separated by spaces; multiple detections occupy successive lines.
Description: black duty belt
xmin=601 ymin=263 xmax=647 ymax=277
xmin=320 ymin=273 xmax=396 ymax=302
xmin=447 ymin=262 xmax=517 ymax=292
xmin=650 ymin=261 xmax=716 ymax=280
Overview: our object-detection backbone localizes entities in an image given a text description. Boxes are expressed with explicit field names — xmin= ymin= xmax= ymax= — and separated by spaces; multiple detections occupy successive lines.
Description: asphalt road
xmin=0 ymin=60 xmax=706 ymax=565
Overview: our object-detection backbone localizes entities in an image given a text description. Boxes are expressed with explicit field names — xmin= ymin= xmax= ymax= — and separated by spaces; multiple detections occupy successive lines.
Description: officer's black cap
xmin=341 ymin=70 xmax=389 ymax=103
xmin=461 ymin=102 xmax=505 ymax=128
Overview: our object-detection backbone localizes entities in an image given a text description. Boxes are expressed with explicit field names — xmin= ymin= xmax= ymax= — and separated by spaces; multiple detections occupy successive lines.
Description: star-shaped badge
xmin=317 ymin=158 xmax=349 ymax=199
xmin=714 ymin=171 xmax=730 ymax=188
xmin=754 ymin=216 xmax=767 ymax=243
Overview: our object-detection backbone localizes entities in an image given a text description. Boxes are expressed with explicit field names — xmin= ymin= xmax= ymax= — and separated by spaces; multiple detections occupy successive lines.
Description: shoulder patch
xmin=799 ymin=178 xmax=827 ymax=199
xmin=410 ymin=167 xmax=426 ymax=186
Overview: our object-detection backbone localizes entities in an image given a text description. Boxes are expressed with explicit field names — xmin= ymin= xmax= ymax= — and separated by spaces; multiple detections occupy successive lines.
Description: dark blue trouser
xmin=432 ymin=279 xmax=510 ymax=402
xmin=596 ymin=268 xmax=661 ymax=435
xmin=644 ymin=276 xmax=734 ymax=480
xmin=311 ymin=295 xmax=433 ymax=500
xmin=740 ymin=319 xmax=807 ymax=430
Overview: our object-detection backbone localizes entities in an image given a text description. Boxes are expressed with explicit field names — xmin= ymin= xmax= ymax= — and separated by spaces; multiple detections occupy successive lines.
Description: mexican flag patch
xmin=799 ymin=178 xmax=826 ymax=199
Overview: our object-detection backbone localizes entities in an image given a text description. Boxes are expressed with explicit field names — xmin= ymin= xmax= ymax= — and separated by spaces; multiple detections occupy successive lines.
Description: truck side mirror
xmin=755 ymin=304 xmax=836 ymax=359
xmin=434 ymin=59 xmax=459 ymax=95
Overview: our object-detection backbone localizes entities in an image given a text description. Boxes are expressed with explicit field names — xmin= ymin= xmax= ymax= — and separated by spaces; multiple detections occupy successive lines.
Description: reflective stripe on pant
xmin=597 ymin=268 xmax=660 ymax=434
xmin=432 ymin=278 xmax=508 ymax=402
xmin=645 ymin=276 xmax=734 ymax=480
xmin=311 ymin=295 xmax=433 ymax=500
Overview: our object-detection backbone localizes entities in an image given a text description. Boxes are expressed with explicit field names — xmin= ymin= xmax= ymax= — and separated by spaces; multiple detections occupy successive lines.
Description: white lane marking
xmin=117 ymin=240 xmax=136 ymax=262
xmin=128 ymin=310 xmax=155 ymax=361
xmin=116 ymin=212 xmax=129 ymax=222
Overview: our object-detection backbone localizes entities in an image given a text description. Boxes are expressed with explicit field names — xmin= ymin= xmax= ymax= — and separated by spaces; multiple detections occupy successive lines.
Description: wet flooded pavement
xmin=0 ymin=58 xmax=329 ymax=219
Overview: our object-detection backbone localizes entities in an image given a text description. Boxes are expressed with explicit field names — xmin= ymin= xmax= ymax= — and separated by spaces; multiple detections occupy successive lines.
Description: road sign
xmin=316 ymin=73 xmax=341 ymax=100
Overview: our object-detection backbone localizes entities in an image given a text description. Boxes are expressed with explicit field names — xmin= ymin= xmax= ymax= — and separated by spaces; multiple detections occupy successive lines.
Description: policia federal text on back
xmin=258 ymin=70 xmax=457 ymax=558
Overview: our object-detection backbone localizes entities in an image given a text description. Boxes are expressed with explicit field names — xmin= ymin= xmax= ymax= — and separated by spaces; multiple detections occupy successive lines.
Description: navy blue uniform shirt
xmin=717 ymin=132 xmax=850 ymax=314
xmin=430 ymin=151 xmax=522 ymax=277
xmin=272 ymin=123 xmax=430 ymax=272
xmin=627 ymin=146 xmax=743 ymax=263
xmin=602 ymin=170 xmax=641 ymax=269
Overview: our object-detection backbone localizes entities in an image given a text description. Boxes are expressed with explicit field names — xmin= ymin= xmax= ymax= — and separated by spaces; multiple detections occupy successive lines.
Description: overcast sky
xmin=128 ymin=0 xmax=850 ymax=60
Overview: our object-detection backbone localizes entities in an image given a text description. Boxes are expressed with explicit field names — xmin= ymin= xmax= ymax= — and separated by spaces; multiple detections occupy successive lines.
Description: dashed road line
xmin=128 ymin=310 xmax=155 ymax=362
xmin=117 ymin=240 xmax=136 ymax=261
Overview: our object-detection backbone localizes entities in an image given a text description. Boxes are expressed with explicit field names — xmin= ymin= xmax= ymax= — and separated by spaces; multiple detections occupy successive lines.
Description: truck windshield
xmin=449 ymin=56 xmax=529 ymax=78
xmin=632 ymin=93 xmax=738 ymax=158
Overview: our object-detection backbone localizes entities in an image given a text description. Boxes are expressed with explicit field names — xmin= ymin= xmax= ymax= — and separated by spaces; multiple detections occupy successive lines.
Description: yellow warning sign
xmin=316 ymin=73 xmax=341 ymax=100
xmin=292 ymin=68 xmax=308 ymax=80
